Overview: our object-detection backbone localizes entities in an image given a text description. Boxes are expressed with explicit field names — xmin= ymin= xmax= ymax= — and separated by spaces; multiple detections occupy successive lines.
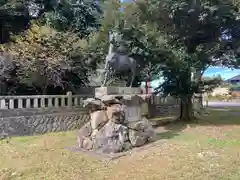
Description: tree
xmin=0 ymin=23 xmax=98 ymax=94
xmin=0 ymin=52 xmax=16 ymax=95
xmin=99 ymin=1 xmax=169 ymax=86
xmin=202 ymin=76 xmax=223 ymax=94
xmin=33 ymin=0 xmax=102 ymax=37
xmin=118 ymin=0 xmax=240 ymax=121
xmin=0 ymin=0 xmax=102 ymax=43
xmin=0 ymin=0 xmax=104 ymax=94
xmin=0 ymin=0 xmax=30 ymax=43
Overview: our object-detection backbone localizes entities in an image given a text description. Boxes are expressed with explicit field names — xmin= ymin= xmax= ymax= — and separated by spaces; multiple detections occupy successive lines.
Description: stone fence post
xmin=67 ymin=91 xmax=72 ymax=108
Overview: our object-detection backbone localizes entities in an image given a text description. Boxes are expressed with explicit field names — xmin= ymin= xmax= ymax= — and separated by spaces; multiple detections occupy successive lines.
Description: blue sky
xmin=204 ymin=67 xmax=240 ymax=80
xmin=146 ymin=67 xmax=240 ymax=88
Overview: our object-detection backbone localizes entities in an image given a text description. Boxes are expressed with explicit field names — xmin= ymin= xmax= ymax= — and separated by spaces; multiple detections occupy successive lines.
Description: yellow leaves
xmin=30 ymin=23 xmax=41 ymax=33
xmin=22 ymin=24 xmax=52 ymax=46
xmin=75 ymin=39 xmax=88 ymax=49
xmin=26 ymin=30 xmax=34 ymax=42
xmin=101 ymin=0 xmax=122 ymax=32
xmin=123 ymin=2 xmax=140 ymax=24
xmin=0 ymin=45 xmax=5 ymax=52
xmin=1 ymin=22 xmax=95 ymax=81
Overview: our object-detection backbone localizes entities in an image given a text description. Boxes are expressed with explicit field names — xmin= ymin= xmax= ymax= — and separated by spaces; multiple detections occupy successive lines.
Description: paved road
xmin=205 ymin=101 xmax=240 ymax=108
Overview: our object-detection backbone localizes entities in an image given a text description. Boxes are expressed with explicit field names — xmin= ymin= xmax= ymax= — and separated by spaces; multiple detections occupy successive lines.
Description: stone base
xmin=76 ymin=87 xmax=155 ymax=154
xmin=95 ymin=86 xmax=141 ymax=98
xmin=108 ymin=79 xmax=127 ymax=87
xmin=76 ymin=118 xmax=156 ymax=154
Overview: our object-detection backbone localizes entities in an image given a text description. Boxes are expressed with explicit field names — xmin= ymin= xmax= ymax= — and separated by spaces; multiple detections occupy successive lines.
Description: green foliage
xmin=1 ymin=0 xmax=240 ymax=104
xmin=39 ymin=0 xmax=102 ymax=37
xmin=0 ymin=0 xmax=102 ymax=43
xmin=0 ymin=0 xmax=104 ymax=94
xmin=229 ymin=85 xmax=240 ymax=91
xmin=0 ymin=0 xmax=30 ymax=43
xmin=142 ymin=0 xmax=239 ymax=95
xmin=109 ymin=0 xmax=240 ymax=120
xmin=107 ymin=2 xmax=170 ymax=84
xmin=203 ymin=76 xmax=224 ymax=93
xmin=1 ymin=23 xmax=99 ymax=94
xmin=111 ymin=0 xmax=240 ymax=94
xmin=0 ymin=52 xmax=17 ymax=95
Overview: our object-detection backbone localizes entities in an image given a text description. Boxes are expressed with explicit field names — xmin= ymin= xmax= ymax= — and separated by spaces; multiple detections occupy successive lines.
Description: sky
xmin=204 ymin=67 xmax=240 ymax=80
xmin=146 ymin=67 xmax=240 ymax=88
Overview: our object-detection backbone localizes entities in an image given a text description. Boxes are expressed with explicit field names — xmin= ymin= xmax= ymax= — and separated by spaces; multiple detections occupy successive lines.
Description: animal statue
xmin=102 ymin=31 xmax=137 ymax=87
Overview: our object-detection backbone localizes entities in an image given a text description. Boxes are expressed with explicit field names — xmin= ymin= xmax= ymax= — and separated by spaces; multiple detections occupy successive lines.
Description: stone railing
xmin=0 ymin=92 xmax=181 ymax=137
xmin=0 ymin=92 xmax=91 ymax=110
xmin=148 ymin=95 xmax=180 ymax=118
xmin=150 ymin=95 xmax=180 ymax=105
xmin=0 ymin=92 xmax=93 ymax=137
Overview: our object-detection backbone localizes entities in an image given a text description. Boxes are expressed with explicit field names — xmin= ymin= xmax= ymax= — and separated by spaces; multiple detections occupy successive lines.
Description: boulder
xmin=76 ymin=122 xmax=92 ymax=148
xmin=106 ymin=104 xmax=125 ymax=124
xmin=128 ymin=118 xmax=156 ymax=146
xmin=83 ymin=98 xmax=104 ymax=112
xmin=129 ymin=129 xmax=148 ymax=147
xmin=100 ymin=95 xmax=122 ymax=105
xmin=122 ymin=141 xmax=132 ymax=151
xmin=91 ymin=129 xmax=98 ymax=138
xmin=142 ymin=123 xmax=156 ymax=142
xmin=141 ymin=117 xmax=156 ymax=142
xmin=99 ymin=139 xmax=124 ymax=154
xmin=93 ymin=121 xmax=129 ymax=153
xmin=90 ymin=110 xmax=108 ymax=130
xmin=82 ymin=137 xmax=93 ymax=150
xmin=126 ymin=120 xmax=146 ymax=131
xmin=77 ymin=122 xmax=92 ymax=137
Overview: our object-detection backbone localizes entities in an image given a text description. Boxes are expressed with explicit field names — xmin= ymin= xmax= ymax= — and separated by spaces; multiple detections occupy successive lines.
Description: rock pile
xmin=76 ymin=94 xmax=156 ymax=154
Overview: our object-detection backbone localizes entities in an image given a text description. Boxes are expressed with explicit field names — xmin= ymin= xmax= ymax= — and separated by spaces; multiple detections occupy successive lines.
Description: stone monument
xmin=76 ymin=87 xmax=156 ymax=154
xmin=76 ymin=31 xmax=156 ymax=154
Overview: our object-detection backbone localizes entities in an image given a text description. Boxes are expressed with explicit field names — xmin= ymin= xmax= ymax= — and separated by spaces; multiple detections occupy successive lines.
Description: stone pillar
xmin=67 ymin=91 xmax=72 ymax=108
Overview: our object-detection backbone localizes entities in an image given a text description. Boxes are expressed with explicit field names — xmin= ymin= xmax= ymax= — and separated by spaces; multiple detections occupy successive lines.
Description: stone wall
xmin=0 ymin=108 xmax=90 ymax=137
xmin=148 ymin=104 xmax=180 ymax=118
xmin=0 ymin=94 xmax=182 ymax=137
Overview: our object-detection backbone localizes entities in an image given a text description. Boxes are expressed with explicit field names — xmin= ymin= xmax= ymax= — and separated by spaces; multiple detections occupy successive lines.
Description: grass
xmin=0 ymin=109 xmax=240 ymax=180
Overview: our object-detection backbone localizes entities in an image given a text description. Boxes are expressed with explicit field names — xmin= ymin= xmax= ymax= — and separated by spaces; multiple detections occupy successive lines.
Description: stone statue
xmin=102 ymin=30 xmax=137 ymax=87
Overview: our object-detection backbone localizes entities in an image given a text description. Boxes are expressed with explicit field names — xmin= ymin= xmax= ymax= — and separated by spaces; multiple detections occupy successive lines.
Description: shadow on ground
xmin=196 ymin=109 xmax=240 ymax=126
xmin=153 ymin=108 xmax=240 ymax=141
xmin=155 ymin=121 xmax=191 ymax=140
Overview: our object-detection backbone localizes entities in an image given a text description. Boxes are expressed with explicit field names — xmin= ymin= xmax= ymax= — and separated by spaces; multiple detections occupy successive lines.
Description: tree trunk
xmin=145 ymin=81 xmax=148 ymax=94
xmin=179 ymin=95 xmax=194 ymax=121
xmin=42 ymin=85 xmax=47 ymax=95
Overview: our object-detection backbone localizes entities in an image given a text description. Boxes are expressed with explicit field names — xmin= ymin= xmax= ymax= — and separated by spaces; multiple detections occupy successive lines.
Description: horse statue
xmin=102 ymin=31 xmax=137 ymax=87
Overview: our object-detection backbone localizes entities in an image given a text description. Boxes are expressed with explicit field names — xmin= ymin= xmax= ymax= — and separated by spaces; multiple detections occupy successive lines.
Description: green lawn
xmin=0 ymin=109 xmax=240 ymax=180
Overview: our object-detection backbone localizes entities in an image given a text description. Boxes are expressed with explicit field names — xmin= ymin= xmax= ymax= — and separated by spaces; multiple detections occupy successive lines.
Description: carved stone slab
xmin=95 ymin=87 xmax=141 ymax=98
xmin=125 ymin=106 xmax=142 ymax=122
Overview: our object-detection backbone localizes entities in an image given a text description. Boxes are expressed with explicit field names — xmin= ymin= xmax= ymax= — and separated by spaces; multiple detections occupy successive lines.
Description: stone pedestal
xmin=95 ymin=86 xmax=141 ymax=98
xmin=77 ymin=87 xmax=156 ymax=154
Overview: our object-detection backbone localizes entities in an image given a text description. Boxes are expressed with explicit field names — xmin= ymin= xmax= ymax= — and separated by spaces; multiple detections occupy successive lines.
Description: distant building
xmin=211 ymin=87 xmax=229 ymax=96
xmin=226 ymin=74 xmax=240 ymax=85
xmin=225 ymin=74 xmax=240 ymax=97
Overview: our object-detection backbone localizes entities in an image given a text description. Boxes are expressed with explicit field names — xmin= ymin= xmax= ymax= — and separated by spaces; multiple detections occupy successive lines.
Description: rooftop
xmin=226 ymin=74 xmax=240 ymax=81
